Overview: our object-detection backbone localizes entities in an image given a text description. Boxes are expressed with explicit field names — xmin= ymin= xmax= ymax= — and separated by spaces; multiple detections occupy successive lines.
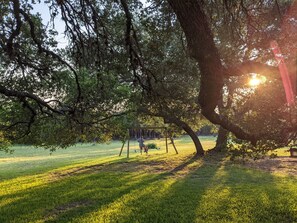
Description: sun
xmin=249 ymin=77 xmax=261 ymax=87
xmin=248 ymin=75 xmax=266 ymax=87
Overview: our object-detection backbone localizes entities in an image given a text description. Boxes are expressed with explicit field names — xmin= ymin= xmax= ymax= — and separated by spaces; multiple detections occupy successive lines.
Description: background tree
xmin=0 ymin=0 xmax=133 ymax=149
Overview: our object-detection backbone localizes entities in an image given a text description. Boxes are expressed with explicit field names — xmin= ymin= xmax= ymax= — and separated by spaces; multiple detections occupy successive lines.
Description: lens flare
xmin=270 ymin=40 xmax=295 ymax=106
xmin=249 ymin=77 xmax=261 ymax=87
xmin=248 ymin=74 xmax=266 ymax=87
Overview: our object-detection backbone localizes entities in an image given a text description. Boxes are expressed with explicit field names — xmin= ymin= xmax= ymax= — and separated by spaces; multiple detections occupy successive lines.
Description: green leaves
xmin=0 ymin=131 xmax=12 ymax=153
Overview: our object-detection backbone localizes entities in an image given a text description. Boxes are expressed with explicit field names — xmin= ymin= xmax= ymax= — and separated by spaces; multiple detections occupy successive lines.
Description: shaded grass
xmin=1 ymin=136 xmax=297 ymax=222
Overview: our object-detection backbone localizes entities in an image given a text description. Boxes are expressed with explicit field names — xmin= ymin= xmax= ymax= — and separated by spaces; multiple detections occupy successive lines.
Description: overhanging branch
xmin=168 ymin=0 xmax=258 ymax=144
xmin=224 ymin=61 xmax=279 ymax=77
xmin=0 ymin=85 xmax=63 ymax=115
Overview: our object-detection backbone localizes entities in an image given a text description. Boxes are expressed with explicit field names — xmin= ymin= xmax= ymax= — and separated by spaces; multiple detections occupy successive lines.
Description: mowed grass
xmin=0 ymin=136 xmax=297 ymax=223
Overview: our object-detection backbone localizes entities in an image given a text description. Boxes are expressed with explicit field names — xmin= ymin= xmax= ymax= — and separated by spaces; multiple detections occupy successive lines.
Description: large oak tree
xmin=0 ymin=0 xmax=296 ymax=152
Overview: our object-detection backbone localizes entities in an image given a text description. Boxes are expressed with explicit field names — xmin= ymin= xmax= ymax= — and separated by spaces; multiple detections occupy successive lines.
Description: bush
xmin=146 ymin=143 xmax=159 ymax=150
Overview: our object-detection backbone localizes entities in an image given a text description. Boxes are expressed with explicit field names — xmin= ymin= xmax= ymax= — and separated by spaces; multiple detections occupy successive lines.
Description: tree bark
xmin=168 ymin=0 xmax=257 ymax=144
xmin=214 ymin=126 xmax=228 ymax=152
xmin=165 ymin=117 xmax=204 ymax=155
xmin=181 ymin=121 xmax=204 ymax=155
xmin=168 ymin=0 xmax=223 ymax=112
xmin=138 ymin=107 xmax=204 ymax=155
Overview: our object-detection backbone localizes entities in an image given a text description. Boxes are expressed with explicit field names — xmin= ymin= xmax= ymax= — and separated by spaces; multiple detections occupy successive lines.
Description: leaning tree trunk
xmin=138 ymin=107 xmax=205 ymax=155
xmin=182 ymin=122 xmax=204 ymax=156
xmin=165 ymin=117 xmax=204 ymax=155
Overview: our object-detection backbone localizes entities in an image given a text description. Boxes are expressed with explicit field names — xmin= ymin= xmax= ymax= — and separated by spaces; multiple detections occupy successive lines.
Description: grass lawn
xmin=0 ymin=136 xmax=296 ymax=223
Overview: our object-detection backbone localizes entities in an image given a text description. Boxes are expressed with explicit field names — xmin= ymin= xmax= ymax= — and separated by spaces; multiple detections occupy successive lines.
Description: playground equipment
xmin=119 ymin=127 xmax=178 ymax=158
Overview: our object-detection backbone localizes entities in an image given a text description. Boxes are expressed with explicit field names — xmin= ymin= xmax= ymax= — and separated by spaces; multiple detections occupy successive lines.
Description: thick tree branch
xmin=200 ymin=109 xmax=257 ymax=145
xmin=168 ymin=0 xmax=257 ymax=143
xmin=0 ymin=85 xmax=63 ymax=115
xmin=6 ymin=0 xmax=22 ymax=58
xmin=138 ymin=107 xmax=205 ymax=155
xmin=168 ymin=0 xmax=223 ymax=112
xmin=20 ymin=98 xmax=37 ymax=136
xmin=224 ymin=61 xmax=279 ymax=77
xmin=120 ymin=0 xmax=146 ymax=88
xmin=119 ymin=0 xmax=158 ymax=94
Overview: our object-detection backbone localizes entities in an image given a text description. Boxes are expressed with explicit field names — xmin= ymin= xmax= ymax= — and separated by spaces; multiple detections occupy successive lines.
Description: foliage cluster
xmin=0 ymin=0 xmax=296 ymax=155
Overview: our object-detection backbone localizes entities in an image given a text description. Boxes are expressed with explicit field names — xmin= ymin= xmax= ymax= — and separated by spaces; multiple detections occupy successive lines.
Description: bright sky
xmin=31 ymin=0 xmax=149 ymax=48
xmin=32 ymin=2 xmax=68 ymax=48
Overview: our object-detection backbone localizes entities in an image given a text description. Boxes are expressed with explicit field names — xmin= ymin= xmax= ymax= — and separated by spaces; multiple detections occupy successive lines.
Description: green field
xmin=1 ymin=136 xmax=296 ymax=223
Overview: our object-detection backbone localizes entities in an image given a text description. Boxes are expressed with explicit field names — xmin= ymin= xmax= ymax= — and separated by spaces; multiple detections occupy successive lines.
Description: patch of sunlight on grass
xmin=197 ymin=187 xmax=232 ymax=222
xmin=0 ymin=141 xmax=125 ymax=179
xmin=1 ymin=136 xmax=297 ymax=223
xmin=191 ymin=163 xmax=296 ymax=222
xmin=0 ymin=136 xmax=216 ymax=180
xmin=0 ymin=155 xmax=67 ymax=162
xmin=0 ymin=196 xmax=25 ymax=208
xmin=0 ymin=174 xmax=48 ymax=196
xmin=195 ymin=165 xmax=235 ymax=222
xmin=47 ymin=156 xmax=118 ymax=173
xmin=78 ymin=178 xmax=176 ymax=223
xmin=192 ymin=162 xmax=297 ymax=223
xmin=271 ymin=147 xmax=291 ymax=157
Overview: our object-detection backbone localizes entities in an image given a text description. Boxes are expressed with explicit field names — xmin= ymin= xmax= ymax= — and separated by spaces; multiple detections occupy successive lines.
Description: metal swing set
xmin=119 ymin=127 xmax=178 ymax=158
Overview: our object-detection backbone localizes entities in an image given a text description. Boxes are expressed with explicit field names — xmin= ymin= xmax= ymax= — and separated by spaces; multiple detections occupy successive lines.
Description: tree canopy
xmin=0 ymin=0 xmax=296 ymax=153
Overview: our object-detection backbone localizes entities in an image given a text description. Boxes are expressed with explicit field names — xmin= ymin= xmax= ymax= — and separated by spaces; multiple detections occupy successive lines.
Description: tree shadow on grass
xmin=220 ymin=166 xmax=297 ymax=223
xmin=110 ymin=155 xmax=297 ymax=223
xmin=49 ymin=154 xmax=224 ymax=222
xmin=71 ymin=154 xmax=226 ymax=223
xmin=0 ymin=154 xmax=224 ymax=223
xmin=117 ymin=154 xmax=226 ymax=223
xmin=3 ymin=153 xmax=294 ymax=223
xmin=0 ymin=168 xmax=165 ymax=222
xmin=182 ymin=162 xmax=297 ymax=223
